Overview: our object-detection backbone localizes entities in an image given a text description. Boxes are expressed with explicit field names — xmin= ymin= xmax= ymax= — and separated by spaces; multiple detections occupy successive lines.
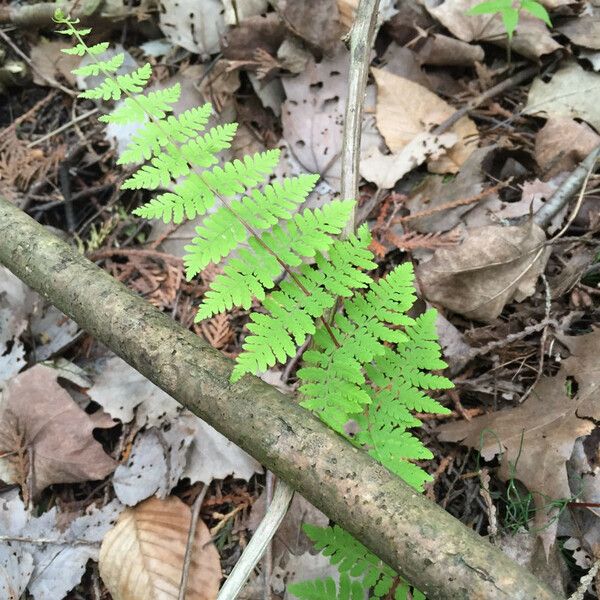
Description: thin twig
xmin=340 ymin=0 xmax=381 ymax=236
xmin=178 ymin=483 xmax=208 ymax=600
xmin=27 ymin=108 xmax=99 ymax=148
xmin=0 ymin=28 xmax=76 ymax=97
xmin=432 ymin=65 xmax=538 ymax=136
xmin=217 ymin=480 xmax=294 ymax=600
xmin=534 ymin=144 xmax=600 ymax=228
xmin=262 ymin=471 xmax=275 ymax=600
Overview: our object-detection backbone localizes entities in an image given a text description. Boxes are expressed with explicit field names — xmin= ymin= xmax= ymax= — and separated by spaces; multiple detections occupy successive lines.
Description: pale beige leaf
xmin=372 ymin=67 xmax=478 ymax=173
xmin=416 ymin=222 xmax=550 ymax=322
xmin=558 ymin=16 xmax=600 ymax=50
xmin=524 ymin=62 xmax=600 ymax=131
xmin=359 ymin=132 xmax=456 ymax=189
xmin=99 ymin=496 xmax=222 ymax=600
xmin=438 ymin=328 xmax=600 ymax=553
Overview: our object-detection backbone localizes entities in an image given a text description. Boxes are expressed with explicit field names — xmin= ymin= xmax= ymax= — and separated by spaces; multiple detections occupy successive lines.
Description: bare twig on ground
xmin=178 ymin=484 xmax=208 ymax=600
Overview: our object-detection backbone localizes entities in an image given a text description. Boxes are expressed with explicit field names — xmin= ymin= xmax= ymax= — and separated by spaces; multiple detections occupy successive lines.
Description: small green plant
xmin=467 ymin=0 xmax=551 ymax=48
xmin=56 ymin=11 xmax=453 ymax=597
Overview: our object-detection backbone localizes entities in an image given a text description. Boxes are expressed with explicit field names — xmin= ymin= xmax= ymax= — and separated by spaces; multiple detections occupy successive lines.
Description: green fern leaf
xmin=72 ymin=53 xmax=124 ymax=77
xmin=100 ymin=84 xmax=182 ymax=126
xmin=81 ymin=63 xmax=152 ymax=100
xmin=117 ymin=102 xmax=213 ymax=162
xmin=61 ymin=41 xmax=109 ymax=56
xmin=132 ymin=173 xmax=214 ymax=223
xmin=288 ymin=574 xmax=365 ymax=600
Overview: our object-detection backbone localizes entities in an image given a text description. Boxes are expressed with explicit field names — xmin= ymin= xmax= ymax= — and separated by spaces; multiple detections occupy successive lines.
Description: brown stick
xmin=0 ymin=196 xmax=562 ymax=600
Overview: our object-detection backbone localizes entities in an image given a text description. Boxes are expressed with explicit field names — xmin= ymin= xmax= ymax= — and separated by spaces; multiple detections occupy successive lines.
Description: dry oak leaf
xmin=438 ymin=328 xmax=600 ymax=553
xmin=416 ymin=221 xmax=549 ymax=322
xmin=99 ymin=496 xmax=222 ymax=600
xmin=0 ymin=364 xmax=116 ymax=496
xmin=372 ymin=67 xmax=478 ymax=174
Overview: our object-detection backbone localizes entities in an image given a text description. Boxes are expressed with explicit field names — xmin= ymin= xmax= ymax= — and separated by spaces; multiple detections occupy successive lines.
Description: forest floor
xmin=0 ymin=0 xmax=599 ymax=598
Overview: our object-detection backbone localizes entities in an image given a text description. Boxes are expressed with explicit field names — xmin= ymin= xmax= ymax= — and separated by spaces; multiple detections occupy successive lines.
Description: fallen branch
xmin=0 ymin=196 xmax=562 ymax=600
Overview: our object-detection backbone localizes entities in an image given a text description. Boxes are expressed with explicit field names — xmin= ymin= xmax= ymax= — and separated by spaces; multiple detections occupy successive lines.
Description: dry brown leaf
xmin=535 ymin=117 xmax=600 ymax=176
xmin=0 ymin=364 xmax=116 ymax=496
xmin=422 ymin=0 xmax=560 ymax=60
xmin=275 ymin=0 xmax=343 ymax=54
xmin=416 ymin=33 xmax=484 ymax=66
xmin=336 ymin=0 xmax=398 ymax=29
xmin=416 ymin=222 xmax=549 ymax=322
xmin=221 ymin=13 xmax=286 ymax=62
xmin=99 ymin=496 xmax=222 ymax=600
xmin=372 ymin=67 xmax=478 ymax=173
xmin=559 ymin=16 xmax=600 ymax=50
xmin=438 ymin=328 xmax=600 ymax=554
xmin=30 ymin=39 xmax=79 ymax=87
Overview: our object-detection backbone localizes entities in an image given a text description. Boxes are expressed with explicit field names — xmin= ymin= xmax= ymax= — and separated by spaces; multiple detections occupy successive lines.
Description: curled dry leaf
xmin=372 ymin=67 xmax=478 ymax=173
xmin=421 ymin=0 xmax=560 ymax=60
xmin=0 ymin=364 xmax=116 ymax=496
xmin=524 ymin=62 xmax=600 ymax=131
xmin=99 ymin=496 xmax=222 ymax=600
xmin=438 ymin=328 xmax=600 ymax=554
xmin=359 ymin=132 xmax=457 ymax=189
xmin=416 ymin=222 xmax=550 ymax=322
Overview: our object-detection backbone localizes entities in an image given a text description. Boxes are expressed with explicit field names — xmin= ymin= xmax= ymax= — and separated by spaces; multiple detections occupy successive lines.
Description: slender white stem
xmin=217 ymin=480 xmax=294 ymax=600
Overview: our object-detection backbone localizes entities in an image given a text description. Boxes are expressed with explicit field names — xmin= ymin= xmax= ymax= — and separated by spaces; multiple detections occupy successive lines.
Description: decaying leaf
xmin=534 ymin=117 xmax=600 ymax=176
xmin=405 ymin=145 xmax=498 ymax=232
xmin=221 ymin=13 xmax=286 ymax=61
xmin=372 ymin=67 xmax=478 ymax=173
xmin=0 ymin=365 xmax=117 ymax=496
xmin=0 ymin=494 xmax=123 ymax=600
xmin=359 ymin=132 xmax=457 ymax=189
xmin=112 ymin=422 xmax=195 ymax=506
xmin=88 ymin=355 xmax=262 ymax=483
xmin=99 ymin=496 xmax=221 ymax=600
xmin=158 ymin=0 xmax=226 ymax=57
xmin=422 ymin=0 xmax=560 ymax=60
xmin=558 ymin=16 xmax=600 ymax=51
xmin=438 ymin=328 xmax=600 ymax=553
xmin=29 ymin=39 xmax=79 ymax=88
xmin=524 ymin=62 xmax=600 ymax=131
xmin=281 ymin=51 xmax=383 ymax=192
xmin=417 ymin=222 xmax=550 ymax=322
xmin=337 ymin=0 xmax=397 ymax=29
xmin=275 ymin=0 xmax=343 ymax=54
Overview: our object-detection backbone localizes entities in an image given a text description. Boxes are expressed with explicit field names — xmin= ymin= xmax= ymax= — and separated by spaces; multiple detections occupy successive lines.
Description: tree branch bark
xmin=0 ymin=196 xmax=562 ymax=600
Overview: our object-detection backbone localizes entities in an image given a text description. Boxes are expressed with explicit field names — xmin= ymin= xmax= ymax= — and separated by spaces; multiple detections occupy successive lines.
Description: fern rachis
xmin=56 ymin=13 xmax=453 ymax=598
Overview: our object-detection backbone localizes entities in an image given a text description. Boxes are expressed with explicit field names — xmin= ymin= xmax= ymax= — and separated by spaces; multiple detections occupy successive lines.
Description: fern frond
xmin=288 ymin=574 xmax=365 ymax=600
xmin=72 ymin=53 xmax=124 ymax=77
xmin=80 ymin=63 xmax=152 ymax=100
xmin=61 ymin=41 xmax=109 ymax=56
xmin=132 ymin=174 xmax=214 ymax=223
xmin=183 ymin=175 xmax=326 ymax=273
xmin=100 ymin=84 xmax=182 ymax=126
xmin=117 ymin=103 xmax=213 ymax=163
xmin=202 ymin=226 xmax=373 ymax=365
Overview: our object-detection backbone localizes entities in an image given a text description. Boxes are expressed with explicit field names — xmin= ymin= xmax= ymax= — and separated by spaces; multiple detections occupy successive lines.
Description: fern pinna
xmin=56 ymin=12 xmax=452 ymax=598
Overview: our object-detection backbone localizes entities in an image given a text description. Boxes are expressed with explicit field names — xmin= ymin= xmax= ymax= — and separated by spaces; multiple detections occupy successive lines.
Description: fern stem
xmin=66 ymin=21 xmax=343 ymax=348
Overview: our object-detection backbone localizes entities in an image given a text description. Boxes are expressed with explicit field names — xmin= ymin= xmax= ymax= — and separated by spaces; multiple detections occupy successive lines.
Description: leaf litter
xmin=1 ymin=0 xmax=600 ymax=597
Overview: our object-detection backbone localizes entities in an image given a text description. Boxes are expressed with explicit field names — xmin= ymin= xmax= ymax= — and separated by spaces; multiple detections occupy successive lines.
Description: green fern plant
xmin=55 ymin=11 xmax=453 ymax=597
